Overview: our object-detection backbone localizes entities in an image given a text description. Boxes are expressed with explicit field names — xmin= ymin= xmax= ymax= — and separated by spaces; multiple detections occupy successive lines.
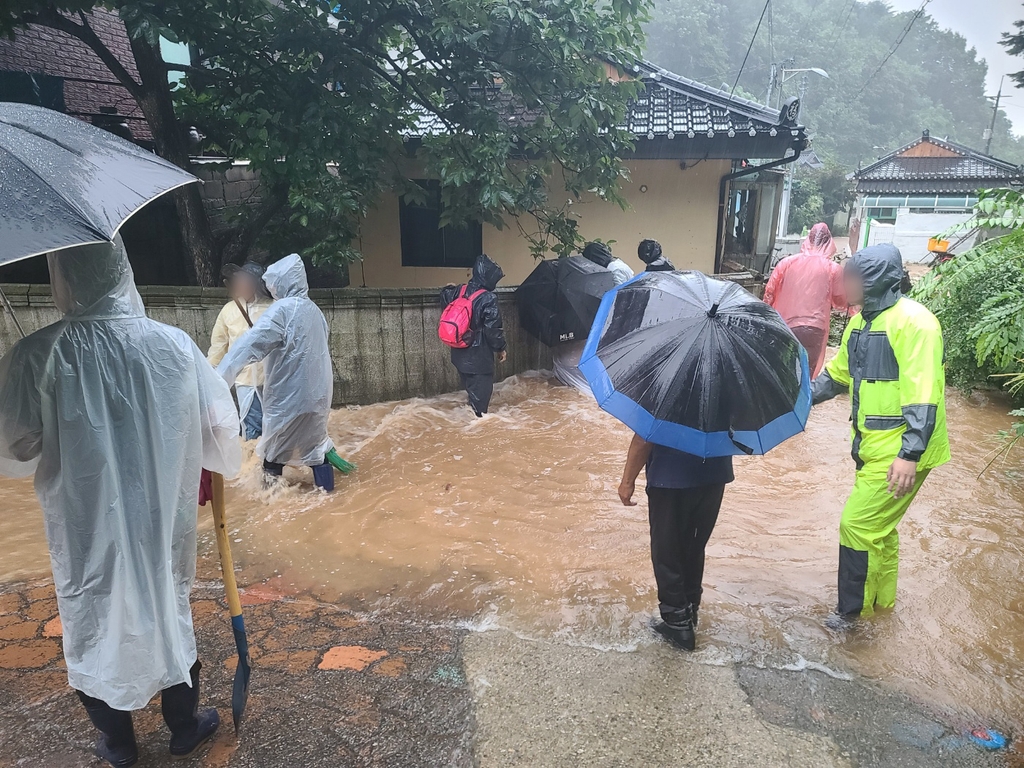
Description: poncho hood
xmin=48 ymin=235 xmax=145 ymax=320
xmin=264 ymin=253 xmax=309 ymax=300
xmin=847 ymin=243 xmax=904 ymax=318
xmin=471 ymin=253 xmax=504 ymax=292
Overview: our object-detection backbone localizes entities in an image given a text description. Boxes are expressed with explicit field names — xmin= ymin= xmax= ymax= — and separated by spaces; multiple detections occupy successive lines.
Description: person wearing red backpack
xmin=439 ymin=254 xmax=507 ymax=416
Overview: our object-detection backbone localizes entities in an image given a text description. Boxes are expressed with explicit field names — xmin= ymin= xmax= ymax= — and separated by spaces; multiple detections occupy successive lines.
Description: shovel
xmin=210 ymin=472 xmax=252 ymax=732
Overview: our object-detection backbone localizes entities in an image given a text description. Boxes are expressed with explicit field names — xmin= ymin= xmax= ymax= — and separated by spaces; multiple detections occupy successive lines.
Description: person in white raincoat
xmin=0 ymin=237 xmax=241 ymax=767
xmin=216 ymin=253 xmax=335 ymax=488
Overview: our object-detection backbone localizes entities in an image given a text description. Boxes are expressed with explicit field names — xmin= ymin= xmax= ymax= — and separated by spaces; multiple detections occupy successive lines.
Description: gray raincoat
xmin=217 ymin=254 xmax=334 ymax=466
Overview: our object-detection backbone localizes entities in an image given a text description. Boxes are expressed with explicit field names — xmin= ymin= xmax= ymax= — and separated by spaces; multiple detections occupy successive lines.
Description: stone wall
xmin=0 ymin=285 xmax=551 ymax=406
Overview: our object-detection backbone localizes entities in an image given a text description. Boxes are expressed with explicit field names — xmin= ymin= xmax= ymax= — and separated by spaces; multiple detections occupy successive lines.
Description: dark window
xmin=0 ymin=71 xmax=65 ymax=111
xmin=866 ymin=207 xmax=897 ymax=224
xmin=399 ymin=181 xmax=482 ymax=268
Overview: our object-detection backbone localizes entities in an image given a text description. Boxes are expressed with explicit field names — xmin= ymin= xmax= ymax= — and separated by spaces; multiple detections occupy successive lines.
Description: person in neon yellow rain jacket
xmin=811 ymin=243 xmax=950 ymax=618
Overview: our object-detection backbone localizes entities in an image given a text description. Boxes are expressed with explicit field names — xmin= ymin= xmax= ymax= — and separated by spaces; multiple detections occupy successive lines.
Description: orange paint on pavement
xmin=202 ymin=733 xmax=238 ymax=768
xmin=0 ymin=620 xmax=38 ymax=641
xmin=42 ymin=616 xmax=62 ymax=638
xmin=372 ymin=656 xmax=407 ymax=678
xmin=0 ymin=593 xmax=21 ymax=614
xmin=318 ymin=645 xmax=387 ymax=671
xmin=238 ymin=583 xmax=292 ymax=606
xmin=260 ymin=649 xmax=319 ymax=674
xmin=0 ymin=640 xmax=60 ymax=669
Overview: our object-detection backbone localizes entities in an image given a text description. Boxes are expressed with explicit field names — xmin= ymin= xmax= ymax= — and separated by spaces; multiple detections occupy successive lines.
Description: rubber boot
xmin=76 ymin=692 xmax=139 ymax=768
xmin=312 ymin=461 xmax=334 ymax=492
xmin=164 ymin=661 xmax=220 ymax=757
xmin=262 ymin=459 xmax=284 ymax=488
xmin=651 ymin=605 xmax=696 ymax=652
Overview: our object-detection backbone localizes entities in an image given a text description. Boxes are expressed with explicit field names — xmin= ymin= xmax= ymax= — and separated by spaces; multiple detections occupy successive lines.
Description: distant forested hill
xmin=644 ymin=0 xmax=1024 ymax=168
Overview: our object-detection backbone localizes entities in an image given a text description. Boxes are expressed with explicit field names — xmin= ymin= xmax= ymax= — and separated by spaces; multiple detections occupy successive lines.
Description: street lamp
xmin=775 ymin=66 xmax=829 ymax=239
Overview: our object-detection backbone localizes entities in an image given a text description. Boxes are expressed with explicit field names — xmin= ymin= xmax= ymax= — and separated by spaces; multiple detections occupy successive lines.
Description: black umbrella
xmin=515 ymin=256 xmax=617 ymax=347
xmin=579 ymin=271 xmax=811 ymax=457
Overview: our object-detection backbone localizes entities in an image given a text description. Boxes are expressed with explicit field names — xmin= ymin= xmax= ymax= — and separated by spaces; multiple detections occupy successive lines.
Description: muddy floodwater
xmin=2 ymin=373 xmax=1023 ymax=731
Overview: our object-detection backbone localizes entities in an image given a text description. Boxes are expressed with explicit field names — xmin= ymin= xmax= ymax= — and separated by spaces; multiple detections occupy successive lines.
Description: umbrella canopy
xmin=0 ymin=102 xmax=199 ymax=266
xmin=515 ymin=256 xmax=617 ymax=347
xmin=580 ymin=271 xmax=810 ymax=457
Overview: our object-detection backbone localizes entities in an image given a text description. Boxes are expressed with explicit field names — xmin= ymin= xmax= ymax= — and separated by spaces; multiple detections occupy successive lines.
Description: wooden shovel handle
xmin=210 ymin=472 xmax=244 ymax=618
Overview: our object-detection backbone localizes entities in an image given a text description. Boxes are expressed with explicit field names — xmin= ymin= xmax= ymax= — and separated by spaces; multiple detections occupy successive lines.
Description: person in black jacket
xmin=440 ymin=254 xmax=508 ymax=416
xmin=638 ymin=239 xmax=675 ymax=272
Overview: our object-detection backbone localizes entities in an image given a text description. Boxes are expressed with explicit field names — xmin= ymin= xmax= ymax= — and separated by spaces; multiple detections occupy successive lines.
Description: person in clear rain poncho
xmin=216 ymin=253 xmax=336 ymax=489
xmin=0 ymin=237 xmax=241 ymax=767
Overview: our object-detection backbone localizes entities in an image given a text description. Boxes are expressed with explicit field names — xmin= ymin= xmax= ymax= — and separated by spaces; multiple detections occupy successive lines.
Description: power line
xmin=729 ymin=0 xmax=772 ymax=101
xmin=853 ymin=0 xmax=931 ymax=99
xmin=827 ymin=0 xmax=857 ymax=51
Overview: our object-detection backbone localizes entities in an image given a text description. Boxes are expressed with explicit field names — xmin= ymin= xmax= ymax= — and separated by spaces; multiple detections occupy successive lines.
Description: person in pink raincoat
xmin=763 ymin=223 xmax=848 ymax=377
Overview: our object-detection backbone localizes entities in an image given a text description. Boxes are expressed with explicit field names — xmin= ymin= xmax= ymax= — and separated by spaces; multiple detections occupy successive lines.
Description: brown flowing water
xmin=2 ymin=373 xmax=1023 ymax=731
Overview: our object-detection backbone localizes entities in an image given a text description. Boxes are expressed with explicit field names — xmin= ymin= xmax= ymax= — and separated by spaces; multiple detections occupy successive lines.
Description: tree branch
xmin=24 ymin=9 xmax=146 ymax=102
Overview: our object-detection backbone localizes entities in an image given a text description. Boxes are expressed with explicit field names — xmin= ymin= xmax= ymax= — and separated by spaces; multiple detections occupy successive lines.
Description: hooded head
xmin=800 ymin=223 xmax=836 ymax=260
xmin=222 ymin=260 xmax=270 ymax=302
xmin=47 ymin=235 xmax=146 ymax=320
xmin=845 ymin=243 xmax=905 ymax=318
xmin=582 ymin=242 xmax=613 ymax=268
xmin=263 ymin=253 xmax=309 ymax=300
xmin=637 ymin=239 xmax=663 ymax=264
xmin=470 ymin=253 xmax=504 ymax=292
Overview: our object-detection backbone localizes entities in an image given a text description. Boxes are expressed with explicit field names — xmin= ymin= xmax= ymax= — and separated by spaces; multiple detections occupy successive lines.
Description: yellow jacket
xmin=812 ymin=244 xmax=950 ymax=471
xmin=207 ymin=298 xmax=270 ymax=388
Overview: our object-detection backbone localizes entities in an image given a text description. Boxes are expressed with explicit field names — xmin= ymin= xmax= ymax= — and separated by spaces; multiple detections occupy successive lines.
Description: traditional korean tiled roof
xmin=626 ymin=61 xmax=794 ymax=140
xmin=406 ymin=60 xmax=805 ymax=160
xmin=853 ymin=132 xmax=1024 ymax=194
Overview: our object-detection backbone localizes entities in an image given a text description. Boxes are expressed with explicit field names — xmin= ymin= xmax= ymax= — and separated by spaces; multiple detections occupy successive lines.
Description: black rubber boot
xmin=76 ymin=692 xmax=139 ymax=768
xmin=169 ymin=709 xmax=220 ymax=758
xmin=651 ymin=605 xmax=696 ymax=652
xmin=164 ymin=661 xmax=220 ymax=757
xmin=824 ymin=612 xmax=859 ymax=632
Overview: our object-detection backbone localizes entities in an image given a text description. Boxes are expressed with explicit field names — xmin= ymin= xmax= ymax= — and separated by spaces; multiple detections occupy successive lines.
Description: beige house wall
xmin=352 ymin=158 xmax=731 ymax=289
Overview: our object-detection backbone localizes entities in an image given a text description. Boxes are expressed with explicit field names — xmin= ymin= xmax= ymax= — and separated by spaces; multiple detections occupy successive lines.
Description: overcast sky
xmin=882 ymin=0 xmax=1024 ymax=137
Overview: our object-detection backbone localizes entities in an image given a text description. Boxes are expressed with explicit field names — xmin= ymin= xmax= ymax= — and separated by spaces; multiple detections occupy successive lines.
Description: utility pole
xmin=985 ymin=75 xmax=1005 ymax=155
xmin=777 ymin=75 xmax=809 ymax=239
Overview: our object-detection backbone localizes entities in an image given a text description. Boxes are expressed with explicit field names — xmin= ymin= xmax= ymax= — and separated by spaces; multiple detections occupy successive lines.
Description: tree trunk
xmin=127 ymin=35 xmax=218 ymax=286
xmin=220 ymin=182 xmax=291 ymax=266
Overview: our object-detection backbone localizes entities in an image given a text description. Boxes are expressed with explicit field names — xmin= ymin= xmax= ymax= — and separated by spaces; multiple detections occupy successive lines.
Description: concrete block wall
xmin=193 ymin=163 xmax=265 ymax=238
xmin=0 ymin=285 xmax=551 ymax=407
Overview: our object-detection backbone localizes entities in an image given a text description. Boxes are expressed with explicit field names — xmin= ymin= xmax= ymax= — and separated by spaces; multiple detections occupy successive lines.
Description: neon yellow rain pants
xmin=839 ymin=463 xmax=929 ymax=616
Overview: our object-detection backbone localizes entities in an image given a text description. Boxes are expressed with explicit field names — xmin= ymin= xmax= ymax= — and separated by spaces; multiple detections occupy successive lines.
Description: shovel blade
xmin=230 ymin=614 xmax=252 ymax=733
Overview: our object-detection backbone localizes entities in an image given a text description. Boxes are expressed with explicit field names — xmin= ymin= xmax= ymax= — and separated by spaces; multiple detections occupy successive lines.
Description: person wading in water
xmin=618 ymin=437 xmax=734 ymax=651
xmin=764 ymin=222 xmax=847 ymax=378
xmin=812 ymin=243 xmax=950 ymax=623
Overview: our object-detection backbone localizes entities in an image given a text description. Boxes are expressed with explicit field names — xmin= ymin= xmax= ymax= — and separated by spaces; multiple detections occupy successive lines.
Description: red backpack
xmin=438 ymin=285 xmax=486 ymax=348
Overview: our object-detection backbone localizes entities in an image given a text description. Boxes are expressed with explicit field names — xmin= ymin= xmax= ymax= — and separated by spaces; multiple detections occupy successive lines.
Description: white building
xmin=851 ymin=130 xmax=1024 ymax=262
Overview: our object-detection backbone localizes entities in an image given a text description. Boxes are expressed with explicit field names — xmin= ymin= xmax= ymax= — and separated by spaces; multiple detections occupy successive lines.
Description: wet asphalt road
xmin=0 ymin=580 xmax=1013 ymax=768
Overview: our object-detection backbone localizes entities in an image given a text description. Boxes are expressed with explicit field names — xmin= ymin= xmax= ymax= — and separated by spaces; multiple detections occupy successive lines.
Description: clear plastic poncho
xmin=217 ymin=253 xmax=334 ymax=466
xmin=0 ymin=237 xmax=241 ymax=710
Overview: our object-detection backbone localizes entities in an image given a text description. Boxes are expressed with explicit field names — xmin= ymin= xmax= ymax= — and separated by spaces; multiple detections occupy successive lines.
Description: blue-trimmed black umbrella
xmin=579 ymin=271 xmax=810 ymax=457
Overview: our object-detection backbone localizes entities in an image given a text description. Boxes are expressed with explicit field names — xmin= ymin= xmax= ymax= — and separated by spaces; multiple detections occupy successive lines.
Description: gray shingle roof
xmin=406 ymin=60 xmax=801 ymax=150
xmin=628 ymin=62 xmax=791 ymax=139
xmin=854 ymin=133 xmax=1024 ymax=194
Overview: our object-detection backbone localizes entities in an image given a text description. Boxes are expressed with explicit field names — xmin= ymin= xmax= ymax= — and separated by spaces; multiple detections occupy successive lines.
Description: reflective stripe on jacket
xmin=819 ymin=296 xmax=950 ymax=470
